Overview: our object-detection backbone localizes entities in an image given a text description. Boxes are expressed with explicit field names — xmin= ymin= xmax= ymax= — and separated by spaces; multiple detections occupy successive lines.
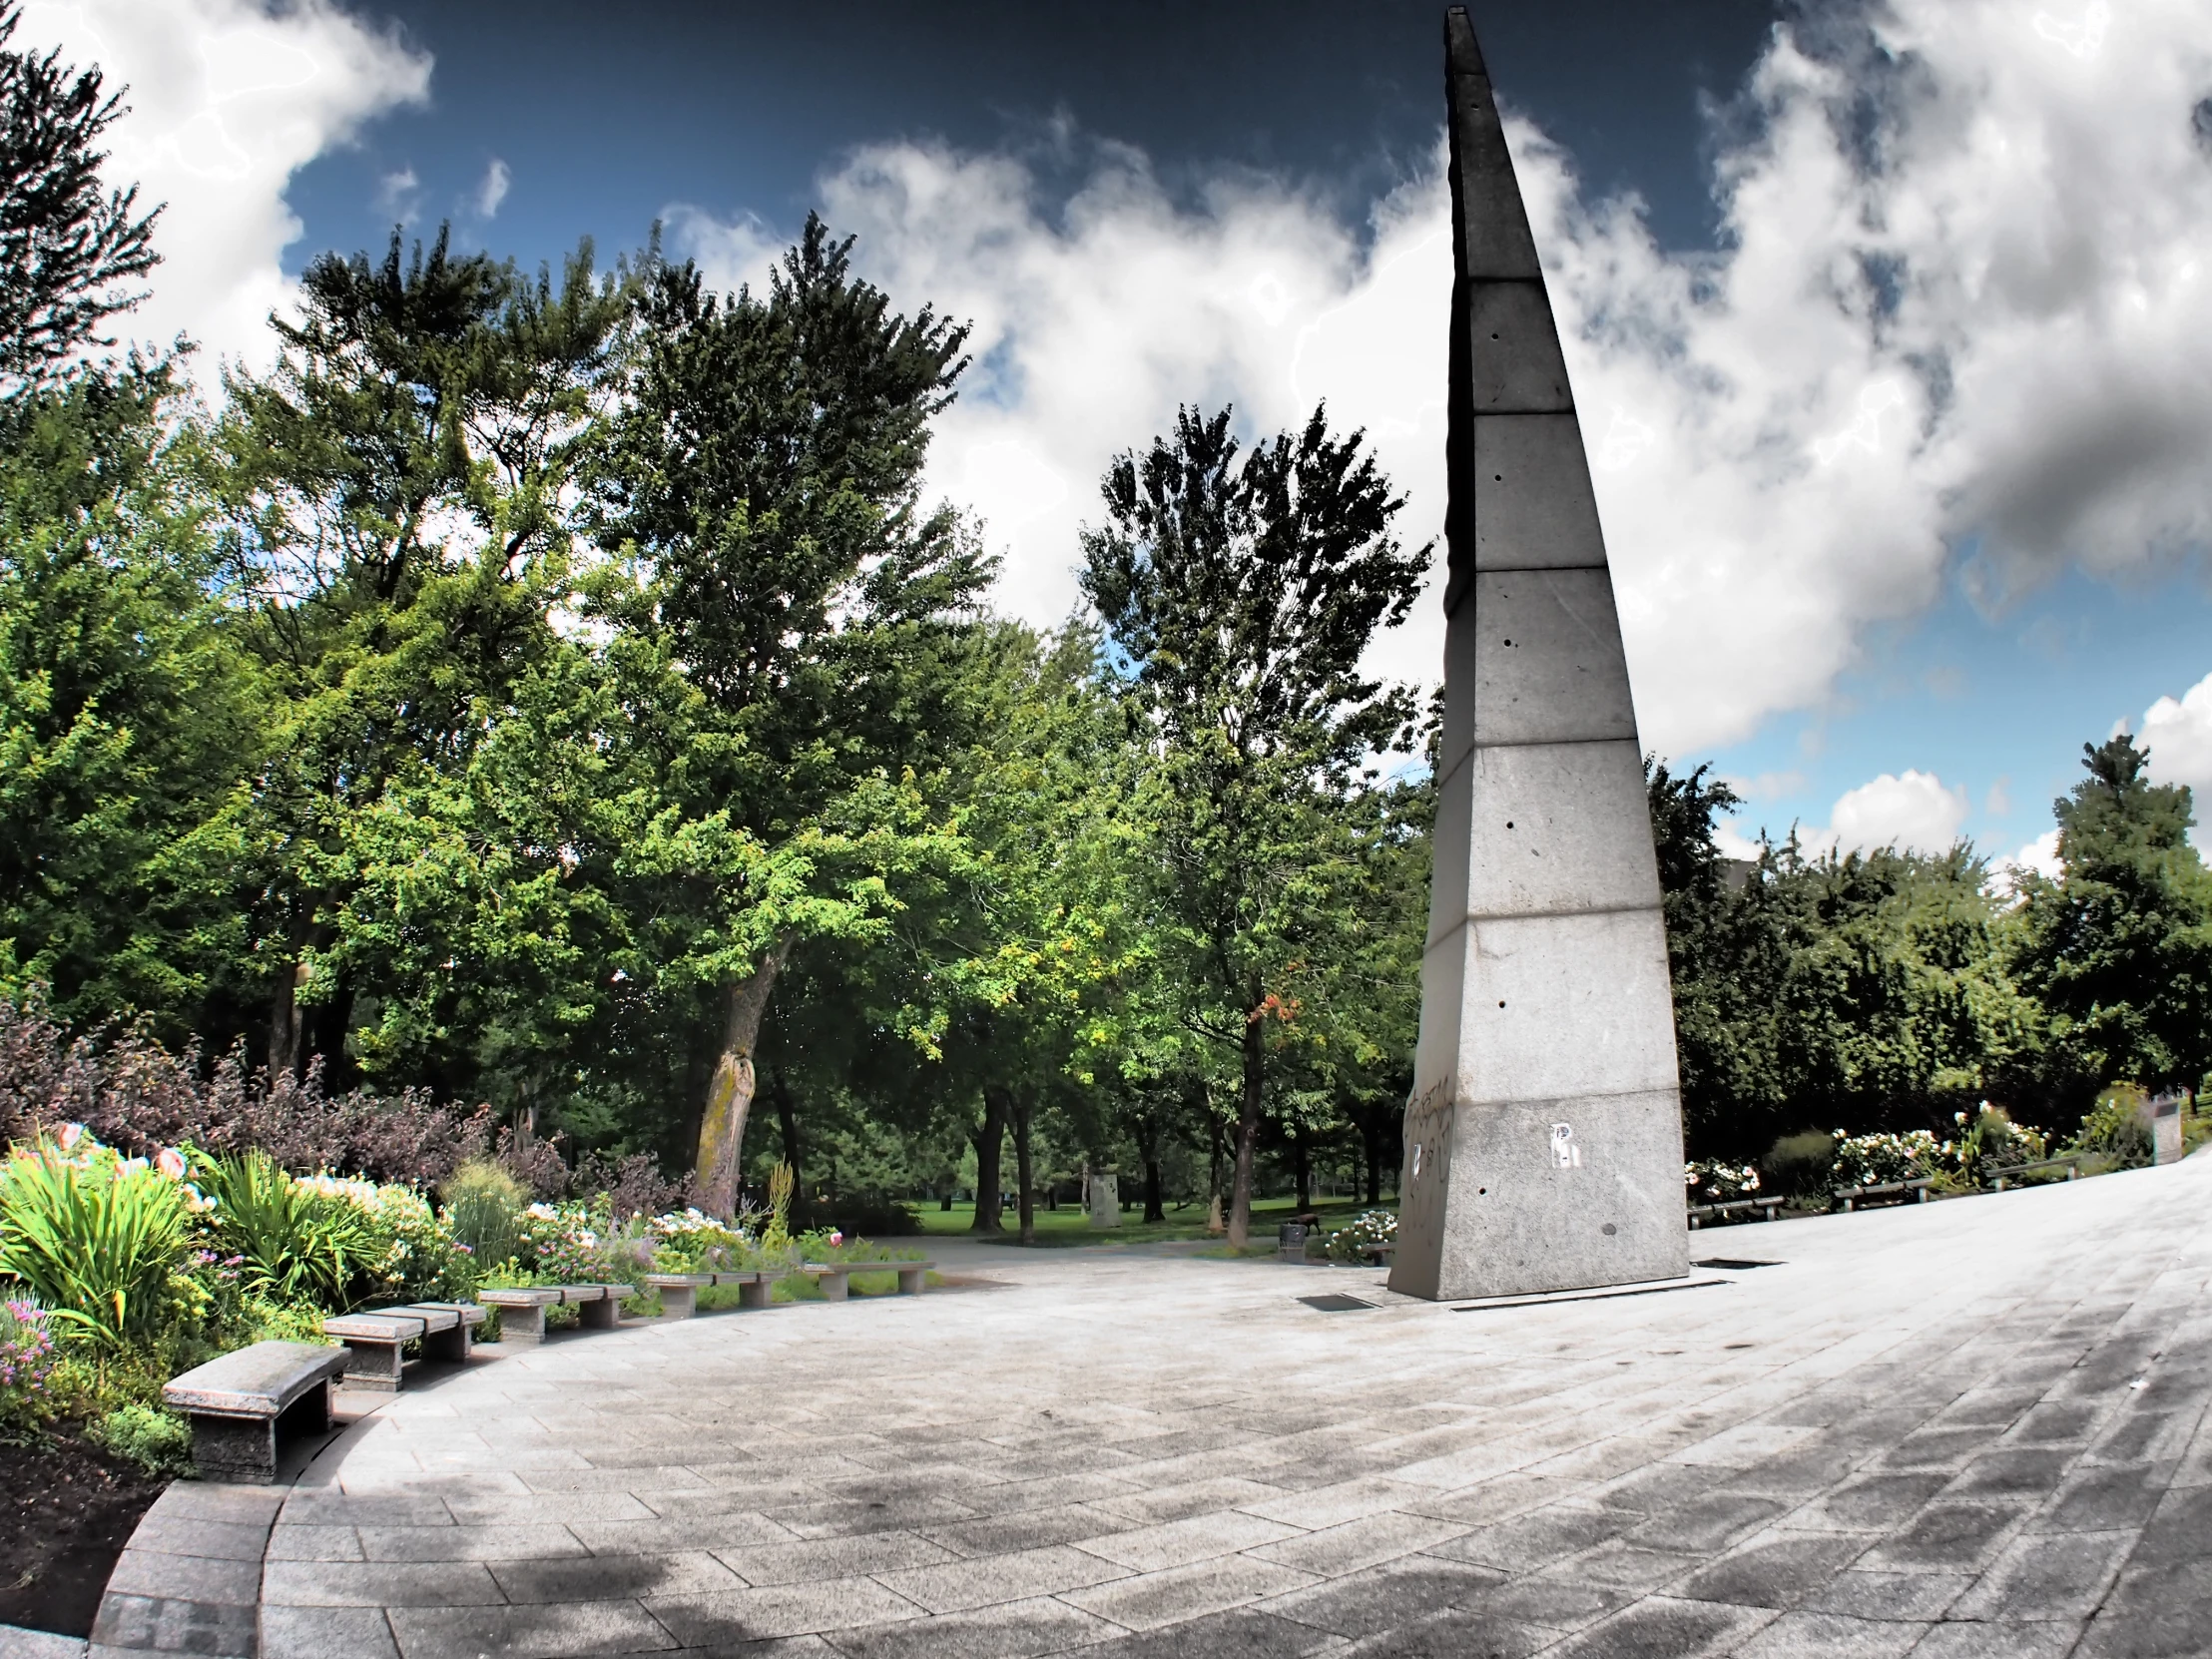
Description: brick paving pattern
xmin=125 ymin=1153 xmax=2212 ymax=1656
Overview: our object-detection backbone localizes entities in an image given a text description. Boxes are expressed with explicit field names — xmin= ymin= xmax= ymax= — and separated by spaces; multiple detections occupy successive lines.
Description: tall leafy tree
xmin=1079 ymin=403 xmax=1426 ymax=1246
xmin=2012 ymin=736 xmax=2212 ymax=1100
xmin=218 ymin=229 xmax=628 ymax=1091
xmin=0 ymin=3 xmax=160 ymax=399
xmin=587 ymin=218 xmax=990 ymax=1215
xmin=0 ymin=365 xmax=261 ymax=1029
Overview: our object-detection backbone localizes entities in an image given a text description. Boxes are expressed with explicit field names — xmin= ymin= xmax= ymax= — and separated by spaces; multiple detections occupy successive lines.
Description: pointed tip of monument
xmin=1444 ymin=7 xmax=1490 ymax=83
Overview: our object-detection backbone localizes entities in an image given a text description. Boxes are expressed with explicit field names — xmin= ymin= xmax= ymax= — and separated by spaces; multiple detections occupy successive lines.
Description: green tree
xmin=1079 ymin=403 xmax=1426 ymax=1247
xmin=0 ymin=366 xmax=260 ymax=1029
xmin=586 ymin=218 xmax=991 ymax=1215
xmin=2012 ymin=736 xmax=2212 ymax=1100
xmin=0 ymin=3 xmax=161 ymax=398
xmin=217 ymin=228 xmax=629 ymax=1094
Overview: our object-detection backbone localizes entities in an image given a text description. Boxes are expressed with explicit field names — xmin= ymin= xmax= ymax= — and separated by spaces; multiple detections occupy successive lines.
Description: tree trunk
xmin=1294 ymin=1134 xmax=1311 ymax=1211
xmin=771 ymin=1068 xmax=804 ymax=1185
xmin=1013 ymin=1090 xmax=1036 ymax=1245
xmin=971 ymin=1090 xmax=1007 ymax=1233
xmin=269 ymin=959 xmax=307 ymax=1078
xmin=1225 ymin=986 xmax=1266 ymax=1248
xmin=693 ymin=936 xmax=794 ymax=1219
xmin=1137 ymin=1114 xmax=1166 ymax=1222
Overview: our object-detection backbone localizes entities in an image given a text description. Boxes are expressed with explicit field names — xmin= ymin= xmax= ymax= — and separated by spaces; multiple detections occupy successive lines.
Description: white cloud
xmin=2136 ymin=670 xmax=2212 ymax=793
xmin=670 ymin=0 xmax=2212 ymax=758
xmin=474 ymin=157 xmax=510 ymax=220
xmin=1826 ymin=769 xmax=1971 ymax=854
xmin=375 ymin=165 xmax=419 ymax=221
xmin=17 ymin=0 xmax=431 ymax=381
xmin=1990 ymin=827 xmax=2063 ymax=897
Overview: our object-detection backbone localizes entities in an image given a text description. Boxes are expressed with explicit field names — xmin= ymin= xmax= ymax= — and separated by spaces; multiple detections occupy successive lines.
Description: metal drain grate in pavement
xmin=1299 ymin=1294 xmax=1377 ymax=1312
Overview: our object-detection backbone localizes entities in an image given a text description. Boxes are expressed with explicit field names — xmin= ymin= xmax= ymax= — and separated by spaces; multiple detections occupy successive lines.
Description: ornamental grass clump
xmin=194 ymin=1149 xmax=379 ymax=1308
xmin=0 ymin=1130 xmax=195 ymax=1350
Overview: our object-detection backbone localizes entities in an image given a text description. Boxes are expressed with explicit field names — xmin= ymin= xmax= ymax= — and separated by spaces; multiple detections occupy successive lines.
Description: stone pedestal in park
xmin=1388 ymin=8 xmax=1689 ymax=1303
xmin=1088 ymin=1171 xmax=1121 ymax=1229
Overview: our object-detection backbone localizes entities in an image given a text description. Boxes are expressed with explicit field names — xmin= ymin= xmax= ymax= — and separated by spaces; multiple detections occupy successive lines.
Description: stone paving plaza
xmin=111 ymin=1152 xmax=2212 ymax=1658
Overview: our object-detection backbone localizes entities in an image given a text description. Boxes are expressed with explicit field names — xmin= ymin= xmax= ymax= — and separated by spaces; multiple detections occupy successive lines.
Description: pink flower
xmin=828 ymin=1230 xmax=843 ymax=1246
xmin=156 ymin=1147 xmax=188 ymax=1179
xmin=57 ymin=1123 xmax=84 ymax=1151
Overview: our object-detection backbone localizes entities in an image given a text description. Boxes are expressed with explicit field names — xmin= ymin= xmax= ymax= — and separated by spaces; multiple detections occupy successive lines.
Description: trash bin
xmin=1276 ymin=1222 xmax=1309 ymax=1262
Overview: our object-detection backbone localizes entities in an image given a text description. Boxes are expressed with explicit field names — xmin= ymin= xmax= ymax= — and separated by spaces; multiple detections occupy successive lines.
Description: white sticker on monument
xmin=1411 ymin=1143 xmax=1423 ymax=1179
xmin=1550 ymin=1122 xmax=1582 ymax=1169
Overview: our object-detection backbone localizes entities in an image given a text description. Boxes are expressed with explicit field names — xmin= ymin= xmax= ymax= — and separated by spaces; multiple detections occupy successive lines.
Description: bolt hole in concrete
xmin=1299 ymin=1294 xmax=1378 ymax=1313
xmin=1601 ymin=1223 xmax=1617 ymax=1235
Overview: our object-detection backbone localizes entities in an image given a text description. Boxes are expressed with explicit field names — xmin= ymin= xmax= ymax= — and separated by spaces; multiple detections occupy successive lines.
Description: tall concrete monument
xmin=1389 ymin=9 xmax=1690 ymax=1302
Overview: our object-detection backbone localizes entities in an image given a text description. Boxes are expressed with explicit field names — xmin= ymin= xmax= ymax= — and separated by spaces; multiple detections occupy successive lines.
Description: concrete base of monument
xmin=1444 ymin=1268 xmax=1732 ymax=1313
xmin=1388 ymin=1090 xmax=1691 ymax=1303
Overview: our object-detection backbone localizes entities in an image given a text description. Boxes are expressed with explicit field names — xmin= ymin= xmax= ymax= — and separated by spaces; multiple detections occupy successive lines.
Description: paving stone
xmin=259 ymin=1604 xmax=401 ymax=1659
xmin=1669 ymin=1532 xmax=1868 ymax=1610
xmin=646 ymin=1581 xmax=926 ymax=1645
xmin=813 ymin=1594 xmax=1118 ymax=1659
xmin=1336 ymin=1605 xmax=1564 ymax=1658
xmin=1809 ymin=1570 xmax=1970 ymax=1621
xmin=1430 ymin=1503 xmax=1637 ymax=1571
xmin=712 ymin=1533 xmax=958 ymax=1588
xmin=0 ymin=1628 xmax=88 ymax=1659
xmin=1062 ymin=1606 xmax=1335 ymax=1659
xmin=101 ymin=1550 xmax=264 ymax=1607
xmin=356 ymin=1523 xmax=588 ymax=1562
xmin=867 ymin=1543 xmax=1126 ymax=1612
xmin=1058 ymin=1554 xmax=1319 ymax=1632
xmin=384 ymin=1598 xmax=676 ymax=1657
xmin=1945 ymin=1526 xmax=2134 ymax=1619
xmin=1731 ymin=1610 xmax=1926 ymax=1658
xmin=1255 ymin=1554 xmax=1507 ymax=1638
xmin=490 ymin=1550 xmax=745 ymax=1602
xmin=1911 ymin=1620 xmax=2089 ymax=1657
xmin=88 ymin=1592 xmax=257 ymax=1655
xmin=1074 ymin=1508 xmax=1305 ymax=1573
xmin=1860 ymin=1503 xmax=2025 ymax=1572
xmin=262 ymin=1559 xmax=505 ymax=1608
xmin=1544 ymin=1593 xmax=1773 ymax=1656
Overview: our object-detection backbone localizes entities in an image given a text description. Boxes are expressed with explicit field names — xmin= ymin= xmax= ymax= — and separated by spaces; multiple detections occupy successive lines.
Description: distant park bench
xmin=1688 ymin=1197 xmax=1783 ymax=1229
xmin=479 ymin=1282 xmax=633 ymax=1345
xmin=1988 ymin=1156 xmax=2082 ymax=1192
xmin=163 ymin=1340 xmax=349 ymax=1482
xmin=644 ymin=1269 xmax=780 ymax=1317
xmin=1834 ymin=1178 xmax=1933 ymax=1212
xmin=322 ymin=1301 xmax=485 ymax=1389
xmin=801 ymin=1260 xmax=934 ymax=1300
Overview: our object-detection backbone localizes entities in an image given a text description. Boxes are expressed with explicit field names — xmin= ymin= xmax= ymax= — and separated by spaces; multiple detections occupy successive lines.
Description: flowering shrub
xmin=1326 ymin=1210 xmax=1399 ymax=1265
xmin=0 ymin=1298 xmax=56 ymax=1424
xmin=1957 ymin=1106 xmax=2049 ymax=1182
xmin=514 ymin=1200 xmax=614 ymax=1284
xmin=1830 ymin=1128 xmax=1957 ymax=1190
xmin=1685 ymin=1162 xmax=1762 ymax=1203
xmin=647 ymin=1208 xmax=753 ymax=1274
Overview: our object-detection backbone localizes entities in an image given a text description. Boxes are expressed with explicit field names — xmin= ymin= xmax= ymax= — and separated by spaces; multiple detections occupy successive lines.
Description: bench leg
xmin=819 ymin=1271 xmax=849 ymax=1302
xmin=578 ymin=1297 xmax=620 ymax=1330
xmin=421 ymin=1325 xmax=470 ymax=1364
xmin=660 ymin=1285 xmax=698 ymax=1320
xmin=896 ymin=1268 xmax=925 ymax=1296
xmin=191 ymin=1413 xmax=279 ymax=1484
xmin=496 ymin=1304 xmax=548 ymax=1346
xmin=739 ymin=1277 xmax=772 ymax=1310
xmin=341 ymin=1338 xmax=405 ymax=1390
xmin=1917 ymin=1187 xmax=1930 ymax=1202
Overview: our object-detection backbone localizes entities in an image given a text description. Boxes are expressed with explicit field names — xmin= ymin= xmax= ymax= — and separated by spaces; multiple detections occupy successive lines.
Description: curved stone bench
xmin=643 ymin=1270 xmax=780 ymax=1317
xmin=801 ymin=1260 xmax=933 ymax=1301
xmin=479 ymin=1283 xmax=630 ymax=1346
xmin=322 ymin=1301 xmax=485 ymax=1389
xmin=1990 ymin=1156 xmax=2082 ymax=1191
xmin=162 ymin=1341 xmax=349 ymax=1483
xmin=1835 ymin=1178 xmax=1933 ymax=1213
xmin=1688 ymin=1198 xmax=1782 ymax=1229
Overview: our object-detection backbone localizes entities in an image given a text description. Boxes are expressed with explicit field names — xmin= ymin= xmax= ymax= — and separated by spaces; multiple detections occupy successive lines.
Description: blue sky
xmin=36 ymin=0 xmax=2212 ymax=867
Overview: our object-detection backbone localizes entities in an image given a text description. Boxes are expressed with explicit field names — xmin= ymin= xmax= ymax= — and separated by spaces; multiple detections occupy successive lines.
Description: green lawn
xmin=912 ymin=1193 xmax=1396 ymax=1248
